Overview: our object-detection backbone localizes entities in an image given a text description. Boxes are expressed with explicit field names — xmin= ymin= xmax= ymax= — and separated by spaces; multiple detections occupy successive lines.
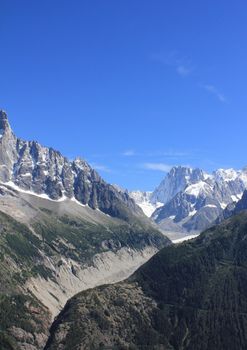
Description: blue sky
xmin=1 ymin=0 xmax=247 ymax=190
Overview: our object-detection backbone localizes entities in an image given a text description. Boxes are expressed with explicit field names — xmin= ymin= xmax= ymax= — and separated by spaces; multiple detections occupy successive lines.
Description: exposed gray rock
xmin=150 ymin=166 xmax=206 ymax=204
xmin=0 ymin=111 xmax=142 ymax=220
xmin=216 ymin=190 xmax=247 ymax=223
xmin=150 ymin=166 xmax=247 ymax=235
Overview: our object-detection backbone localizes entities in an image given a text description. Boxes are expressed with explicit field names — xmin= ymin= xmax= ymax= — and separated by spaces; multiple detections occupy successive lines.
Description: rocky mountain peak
xmin=150 ymin=166 xmax=206 ymax=205
xmin=213 ymin=168 xmax=239 ymax=182
xmin=0 ymin=110 xmax=12 ymax=136
xmin=73 ymin=157 xmax=92 ymax=172
xmin=0 ymin=111 xmax=17 ymax=182
xmin=0 ymin=112 xmax=143 ymax=219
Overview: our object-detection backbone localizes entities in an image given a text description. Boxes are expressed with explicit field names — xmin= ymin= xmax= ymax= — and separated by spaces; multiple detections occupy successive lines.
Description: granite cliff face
xmin=130 ymin=165 xmax=247 ymax=237
xmin=150 ymin=166 xmax=206 ymax=205
xmin=216 ymin=189 xmax=247 ymax=223
xmin=152 ymin=167 xmax=247 ymax=235
xmin=0 ymin=110 xmax=141 ymax=220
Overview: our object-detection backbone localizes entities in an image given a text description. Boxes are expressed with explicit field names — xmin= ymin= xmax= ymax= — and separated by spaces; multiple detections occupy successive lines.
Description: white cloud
xmin=176 ymin=65 xmax=191 ymax=77
xmin=122 ymin=150 xmax=136 ymax=156
xmin=202 ymin=84 xmax=227 ymax=103
xmin=142 ymin=163 xmax=172 ymax=172
xmin=151 ymin=53 xmax=228 ymax=102
xmin=151 ymin=51 xmax=193 ymax=77
xmin=122 ymin=149 xmax=189 ymax=158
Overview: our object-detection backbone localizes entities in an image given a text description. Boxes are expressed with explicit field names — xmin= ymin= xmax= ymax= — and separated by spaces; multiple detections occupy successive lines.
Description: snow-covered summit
xmin=214 ymin=168 xmax=239 ymax=182
xmin=130 ymin=165 xmax=247 ymax=235
xmin=150 ymin=166 xmax=207 ymax=205
xmin=152 ymin=165 xmax=247 ymax=233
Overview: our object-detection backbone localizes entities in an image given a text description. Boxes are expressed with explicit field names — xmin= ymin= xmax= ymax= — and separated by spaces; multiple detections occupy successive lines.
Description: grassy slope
xmin=0 ymin=212 xmax=51 ymax=350
xmin=33 ymin=209 xmax=169 ymax=264
xmin=45 ymin=211 xmax=247 ymax=350
xmin=0 ymin=205 xmax=169 ymax=350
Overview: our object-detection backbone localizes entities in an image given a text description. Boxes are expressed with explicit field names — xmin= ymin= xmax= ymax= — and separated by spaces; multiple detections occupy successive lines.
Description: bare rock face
xmin=150 ymin=166 xmax=206 ymax=205
xmin=150 ymin=166 xmax=247 ymax=235
xmin=217 ymin=190 xmax=247 ymax=223
xmin=0 ymin=110 xmax=17 ymax=182
xmin=0 ymin=111 xmax=142 ymax=220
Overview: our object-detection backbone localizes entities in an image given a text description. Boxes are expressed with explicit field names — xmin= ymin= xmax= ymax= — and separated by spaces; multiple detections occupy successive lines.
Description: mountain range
xmin=0 ymin=110 xmax=146 ymax=220
xmin=130 ymin=165 xmax=247 ymax=239
xmin=2 ymin=110 xmax=247 ymax=350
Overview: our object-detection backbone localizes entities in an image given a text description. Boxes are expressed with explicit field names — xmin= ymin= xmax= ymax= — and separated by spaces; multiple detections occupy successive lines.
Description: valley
xmin=45 ymin=211 xmax=247 ymax=350
xmin=2 ymin=3 xmax=246 ymax=349
xmin=0 ymin=111 xmax=247 ymax=350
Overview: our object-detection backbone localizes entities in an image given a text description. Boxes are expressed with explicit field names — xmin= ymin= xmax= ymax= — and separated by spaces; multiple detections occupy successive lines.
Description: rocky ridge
xmin=0 ymin=110 xmax=142 ymax=221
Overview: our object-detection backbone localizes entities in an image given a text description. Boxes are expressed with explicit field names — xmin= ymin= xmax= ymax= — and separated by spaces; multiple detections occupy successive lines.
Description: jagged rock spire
xmin=0 ymin=110 xmax=10 ymax=129
xmin=0 ymin=110 xmax=17 ymax=181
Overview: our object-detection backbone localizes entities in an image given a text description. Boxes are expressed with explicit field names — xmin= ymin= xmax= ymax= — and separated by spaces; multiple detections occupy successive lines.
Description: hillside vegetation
xmin=45 ymin=211 xmax=247 ymax=350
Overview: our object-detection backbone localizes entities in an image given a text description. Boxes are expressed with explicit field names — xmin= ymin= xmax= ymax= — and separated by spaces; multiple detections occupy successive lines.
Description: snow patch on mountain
xmin=214 ymin=168 xmax=238 ymax=182
xmin=152 ymin=166 xmax=247 ymax=234
xmin=185 ymin=181 xmax=211 ymax=197
xmin=172 ymin=234 xmax=199 ymax=244
xmin=130 ymin=165 xmax=247 ymax=236
xmin=150 ymin=166 xmax=207 ymax=205
xmin=129 ymin=190 xmax=163 ymax=217
xmin=4 ymin=181 xmax=68 ymax=202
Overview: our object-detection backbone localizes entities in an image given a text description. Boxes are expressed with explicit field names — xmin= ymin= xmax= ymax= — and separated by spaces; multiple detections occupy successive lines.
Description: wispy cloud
xmin=158 ymin=150 xmax=189 ymax=158
xmin=90 ymin=163 xmax=111 ymax=173
xmin=122 ymin=149 xmax=136 ymax=156
xmin=176 ymin=65 xmax=191 ymax=77
xmin=122 ymin=149 xmax=190 ymax=158
xmin=201 ymin=84 xmax=227 ymax=103
xmin=151 ymin=51 xmax=193 ymax=77
xmin=142 ymin=163 xmax=172 ymax=172
xmin=151 ymin=51 xmax=228 ymax=103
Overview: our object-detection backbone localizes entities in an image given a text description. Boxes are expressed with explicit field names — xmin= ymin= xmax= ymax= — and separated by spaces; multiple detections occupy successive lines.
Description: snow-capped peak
xmin=130 ymin=165 xmax=247 ymax=238
xmin=214 ymin=168 xmax=239 ymax=182
xmin=150 ymin=166 xmax=205 ymax=205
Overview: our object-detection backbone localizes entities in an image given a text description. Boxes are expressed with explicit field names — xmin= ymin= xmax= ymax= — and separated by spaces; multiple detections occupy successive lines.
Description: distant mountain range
xmin=130 ymin=165 xmax=247 ymax=238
